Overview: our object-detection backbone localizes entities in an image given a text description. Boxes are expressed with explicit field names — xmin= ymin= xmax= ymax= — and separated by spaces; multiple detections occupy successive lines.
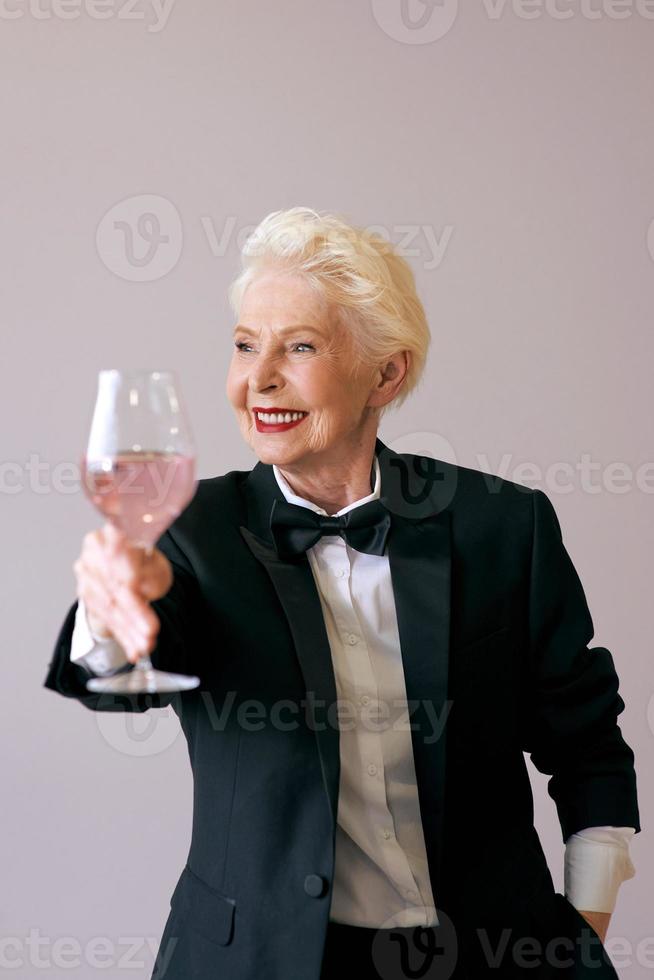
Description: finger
xmin=106 ymin=599 xmax=155 ymax=664
xmin=78 ymin=537 xmax=159 ymax=662
xmin=76 ymin=578 xmax=115 ymax=635
xmin=80 ymin=572 xmax=158 ymax=651
xmin=79 ymin=580 xmax=146 ymax=658
xmin=81 ymin=529 xmax=127 ymax=579
xmin=112 ymin=582 xmax=160 ymax=636
xmin=80 ymin=529 xmax=103 ymax=565
xmin=84 ymin=528 xmax=160 ymax=595
xmin=82 ymin=551 xmax=159 ymax=635
xmin=106 ymin=549 xmax=148 ymax=590
xmin=112 ymin=581 xmax=160 ymax=646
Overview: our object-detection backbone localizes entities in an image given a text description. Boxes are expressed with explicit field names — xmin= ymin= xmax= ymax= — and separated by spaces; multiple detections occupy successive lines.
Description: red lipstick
xmin=252 ymin=407 xmax=310 ymax=434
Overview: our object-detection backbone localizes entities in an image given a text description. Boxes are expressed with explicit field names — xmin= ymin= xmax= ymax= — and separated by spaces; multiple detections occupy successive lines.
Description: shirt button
xmin=347 ymin=634 xmax=359 ymax=645
xmin=367 ymin=764 xmax=377 ymax=776
xmin=360 ymin=695 xmax=370 ymax=706
xmin=406 ymin=890 xmax=418 ymax=900
xmin=335 ymin=568 xmax=347 ymax=578
xmin=382 ymin=830 xmax=392 ymax=840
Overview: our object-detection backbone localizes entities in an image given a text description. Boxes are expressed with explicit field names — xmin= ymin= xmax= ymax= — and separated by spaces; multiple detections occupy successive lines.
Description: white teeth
xmin=256 ymin=411 xmax=307 ymax=424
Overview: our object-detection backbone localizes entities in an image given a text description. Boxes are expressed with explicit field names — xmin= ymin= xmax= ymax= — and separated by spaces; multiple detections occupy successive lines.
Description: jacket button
xmin=304 ymin=874 xmax=327 ymax=898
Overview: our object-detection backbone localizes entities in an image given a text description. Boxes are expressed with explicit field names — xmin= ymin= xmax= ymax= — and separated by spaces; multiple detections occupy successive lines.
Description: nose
xmin=247 ymin=350 xmax=283 ymax=394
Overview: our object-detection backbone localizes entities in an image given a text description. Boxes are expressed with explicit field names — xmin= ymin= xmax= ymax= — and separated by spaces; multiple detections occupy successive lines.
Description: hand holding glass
xmin=80 ymin=369 xmax=200 ymax=694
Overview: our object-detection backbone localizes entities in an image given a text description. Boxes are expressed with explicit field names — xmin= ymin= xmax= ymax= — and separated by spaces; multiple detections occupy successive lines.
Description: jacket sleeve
xmin=520 ymin=488 xmax=641 ymax=842
xmin=43 ymin=526 xmax=207 ymax=713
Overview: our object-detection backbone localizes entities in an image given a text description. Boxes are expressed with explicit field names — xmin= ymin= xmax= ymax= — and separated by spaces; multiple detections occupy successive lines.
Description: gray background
xmin=2 ymin=1 xmax=652 ymax=975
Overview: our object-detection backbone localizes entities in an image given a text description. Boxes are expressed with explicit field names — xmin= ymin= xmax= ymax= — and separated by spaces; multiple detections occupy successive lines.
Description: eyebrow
xmin=233 ymin=324 xmax=326 ymax=339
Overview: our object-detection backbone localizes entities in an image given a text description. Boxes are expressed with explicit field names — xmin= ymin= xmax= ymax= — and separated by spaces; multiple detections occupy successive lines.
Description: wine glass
xmin=80 ymin=369 xmax=200 ymax=694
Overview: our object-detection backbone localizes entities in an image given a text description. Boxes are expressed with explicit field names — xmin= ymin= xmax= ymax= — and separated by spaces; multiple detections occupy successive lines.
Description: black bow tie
xmin=269 ymin=497 xmax=391 ymax=559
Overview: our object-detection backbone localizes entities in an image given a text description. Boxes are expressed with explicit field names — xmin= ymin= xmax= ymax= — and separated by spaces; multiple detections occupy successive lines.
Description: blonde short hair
xmin=228 ymin=207 xmax=431 ymax=419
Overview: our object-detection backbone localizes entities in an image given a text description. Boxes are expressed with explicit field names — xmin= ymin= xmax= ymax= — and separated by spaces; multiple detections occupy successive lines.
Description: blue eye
xmin=234 ymin=341 xmax=315 ymax=352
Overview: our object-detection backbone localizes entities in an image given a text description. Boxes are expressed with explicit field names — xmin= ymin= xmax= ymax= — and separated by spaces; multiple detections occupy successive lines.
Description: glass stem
xmin=134 ymin=542 xmax=155 ymax=673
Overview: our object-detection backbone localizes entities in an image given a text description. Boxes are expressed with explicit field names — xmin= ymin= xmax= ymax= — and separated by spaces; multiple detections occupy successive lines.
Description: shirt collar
xmin=272 ymin=454 xmax=381 ymax=517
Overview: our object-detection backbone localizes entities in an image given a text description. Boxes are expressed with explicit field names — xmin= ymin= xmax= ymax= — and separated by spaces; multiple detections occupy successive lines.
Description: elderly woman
xmin=45 ymin=208 xmax=640 ymax=980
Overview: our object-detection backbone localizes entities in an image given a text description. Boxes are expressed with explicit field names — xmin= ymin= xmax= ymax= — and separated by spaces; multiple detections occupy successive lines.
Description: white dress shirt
xmin=69 ymin=456 xmax=636 ymax=921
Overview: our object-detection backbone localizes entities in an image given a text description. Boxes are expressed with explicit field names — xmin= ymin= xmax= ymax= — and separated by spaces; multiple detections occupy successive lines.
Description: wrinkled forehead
xmin=240 ymin=269 xmax=327 ymax=317
xmin=237 ymin=272 xmax=348 ymax=344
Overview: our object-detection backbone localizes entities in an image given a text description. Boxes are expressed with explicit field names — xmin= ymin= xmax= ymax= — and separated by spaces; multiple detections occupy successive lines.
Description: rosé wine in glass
xmin=81 ymin=451 xmax=196 ymax=549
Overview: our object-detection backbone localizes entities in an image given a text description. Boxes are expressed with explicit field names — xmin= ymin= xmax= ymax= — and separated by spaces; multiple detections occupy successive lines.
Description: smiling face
xmin=226 ymin=270 xmax=380 ymax=469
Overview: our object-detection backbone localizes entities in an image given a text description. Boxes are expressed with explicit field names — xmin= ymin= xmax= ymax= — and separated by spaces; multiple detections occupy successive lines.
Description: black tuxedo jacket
xmin=45 ymin=437 xmax=641 ymax=979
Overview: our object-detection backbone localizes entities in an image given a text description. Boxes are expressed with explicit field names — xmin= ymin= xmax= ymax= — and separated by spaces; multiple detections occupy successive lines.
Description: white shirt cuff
xmin=564 ymin=825 xmax=636 ymax=914
xmin=70 ymin=598 xmax=130 ymax=675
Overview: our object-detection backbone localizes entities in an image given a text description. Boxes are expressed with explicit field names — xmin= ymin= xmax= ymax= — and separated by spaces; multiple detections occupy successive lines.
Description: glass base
xmin=86 ymin=667 xmax=200 ymax=694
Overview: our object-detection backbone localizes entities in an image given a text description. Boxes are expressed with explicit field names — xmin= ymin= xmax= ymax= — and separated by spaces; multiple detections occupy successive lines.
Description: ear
xmin=367 ymin=350 xmax=411 ymax=409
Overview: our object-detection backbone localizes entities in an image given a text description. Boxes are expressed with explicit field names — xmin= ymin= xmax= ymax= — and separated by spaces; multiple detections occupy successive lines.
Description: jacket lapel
xmin=238 ymin=436 xmax=452 ymax=894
